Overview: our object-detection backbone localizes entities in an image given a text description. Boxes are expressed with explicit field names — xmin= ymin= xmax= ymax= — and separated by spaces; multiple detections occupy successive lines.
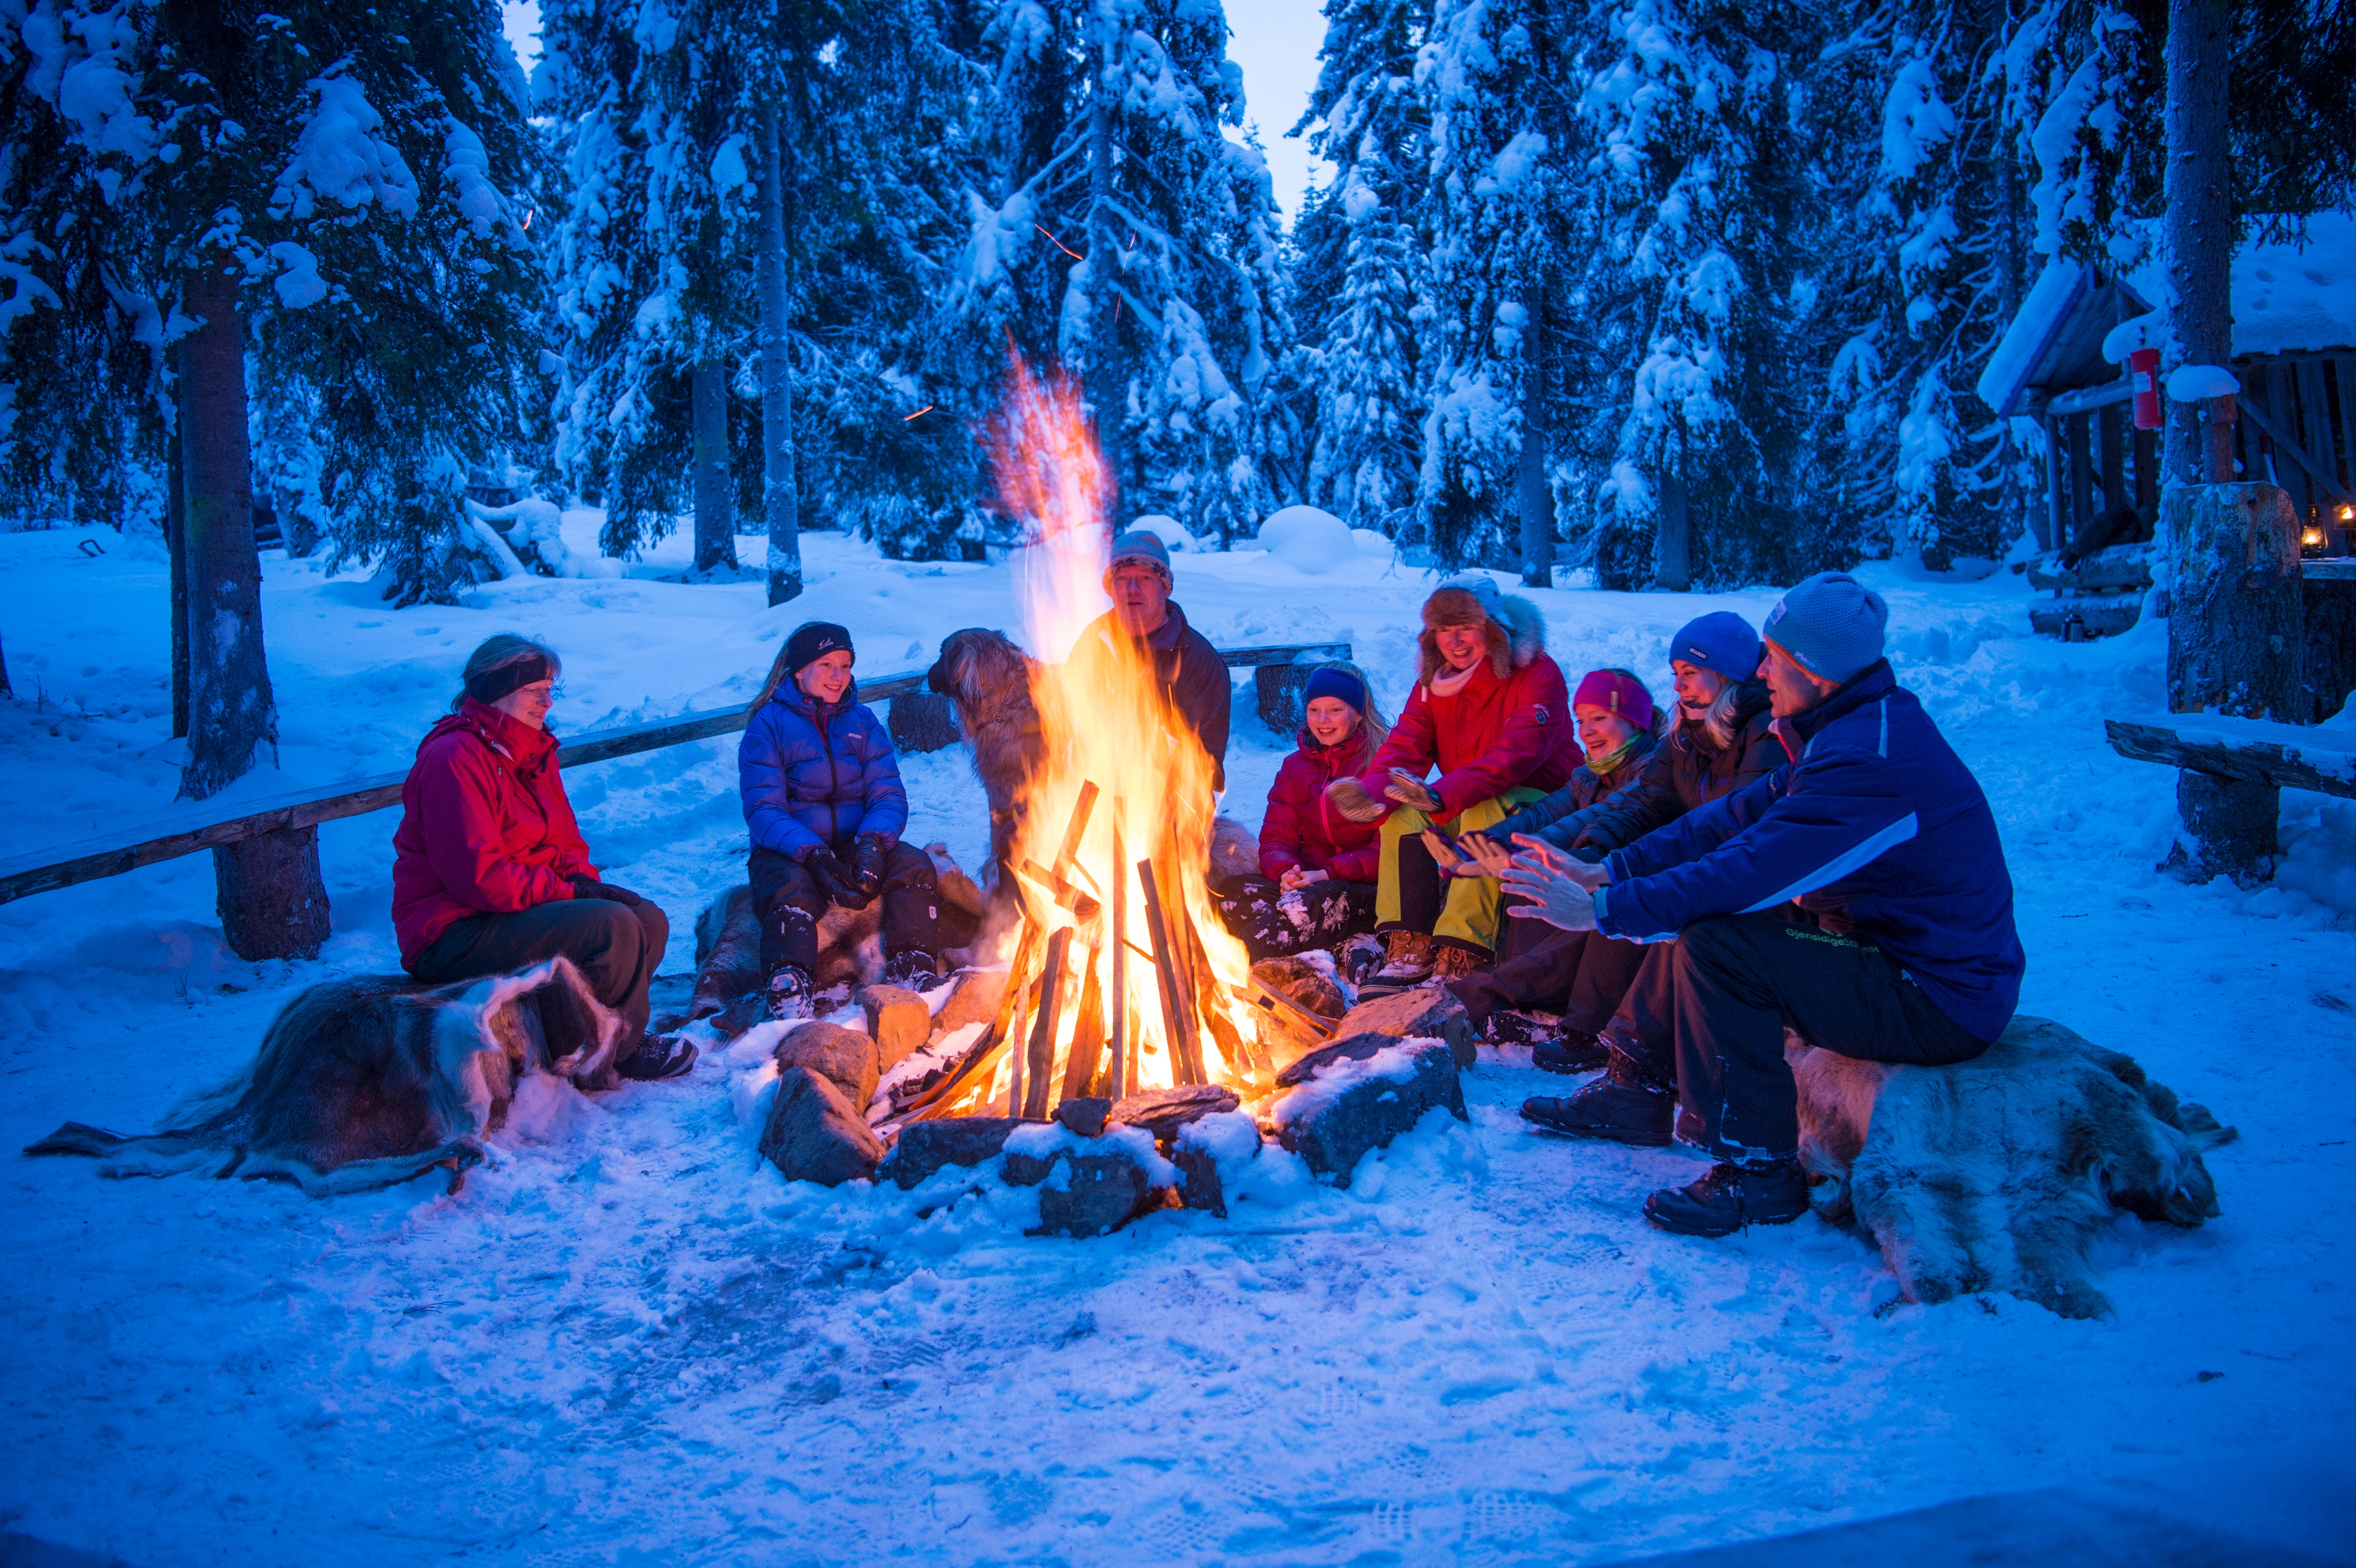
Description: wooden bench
xmin=0 ymin=641 xmax=1350 ymax=906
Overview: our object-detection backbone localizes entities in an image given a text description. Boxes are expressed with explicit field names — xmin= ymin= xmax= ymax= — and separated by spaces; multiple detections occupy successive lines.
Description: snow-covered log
xmin=1792 ymin=1013 xmax=2233 ymax=1319
xmin=23 ymin=960 xmax=628 ymax=1196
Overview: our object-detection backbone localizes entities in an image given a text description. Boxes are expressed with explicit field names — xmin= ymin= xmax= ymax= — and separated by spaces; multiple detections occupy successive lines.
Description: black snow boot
xmin=617 ymin=1031 xmax=698 ymax=1082
xmin=1530 ymin=1033 xmax=1610 ymax=1074
xmin=1336 ymin=933 xmax=1385 ymax=991
xmin=1642 ymin=1157 xmax=1811 ymax=1238
xmin=1482 ymin=1008 xmax=1560 ymax=1048
xmin=1519 ymin=1051 xmax=1673 ymax=1145
xmin=882 ymin=949 xmax=939 ymax=991
xmin=765 ymin=964 xmax=816 ymax=1023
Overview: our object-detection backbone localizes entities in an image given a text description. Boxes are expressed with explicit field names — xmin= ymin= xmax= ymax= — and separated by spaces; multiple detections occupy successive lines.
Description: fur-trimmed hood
xmin=1418 ymin=575 xmax=1548 ymax=684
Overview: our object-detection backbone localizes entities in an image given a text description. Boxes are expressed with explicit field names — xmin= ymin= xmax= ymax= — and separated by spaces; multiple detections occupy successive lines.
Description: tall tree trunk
xmin=2162 ymin=0 xmax=2236 ymax=489
xmin=177 ymin=266 xmax=330 ymax=960
xmin=1654 ymin=419 xmax=1691 ymax=590
xmin=1516 ymin=285 xmax=1553 ymax=588
xmin=167 ymin=378 xmax=189 ymax=739
xmin=690 ymin=358 xmax=737 ymax=573
xmin=0 ymin=627 xmax=11 ymax=698
xmin=1994 ymin=49 xmax=2034 ymax=550
xmin=1085 ymin=0 xmax=1123 ymax=508
xmin=757 ymin=102 xmax=802 ymax=606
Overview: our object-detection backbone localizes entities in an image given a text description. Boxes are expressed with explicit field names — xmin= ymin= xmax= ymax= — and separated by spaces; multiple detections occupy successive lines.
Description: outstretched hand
xmin=1383 ymin=770 xmax=1440 ymax=813
xmin=1499 ymin=834 xmax=1610 ymax=932
xmin=1455 ymin=832 xmax=1516 ymax=880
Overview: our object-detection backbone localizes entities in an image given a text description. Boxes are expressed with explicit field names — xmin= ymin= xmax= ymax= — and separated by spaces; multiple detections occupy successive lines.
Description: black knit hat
xmin=785 ymin=621 xmax=854 ymax=673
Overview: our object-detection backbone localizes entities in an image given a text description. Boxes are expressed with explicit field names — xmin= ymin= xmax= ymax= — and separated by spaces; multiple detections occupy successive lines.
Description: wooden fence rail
xmin=0 ymin=642 xmax=1349 ymax=906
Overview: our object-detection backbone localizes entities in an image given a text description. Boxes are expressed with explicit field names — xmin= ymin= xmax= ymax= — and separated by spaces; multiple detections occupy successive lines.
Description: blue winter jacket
xmin=1591 ymin=663 xmax=2023 ymax=1042
xmin=738 ymin=681 xmax=909 ymax=858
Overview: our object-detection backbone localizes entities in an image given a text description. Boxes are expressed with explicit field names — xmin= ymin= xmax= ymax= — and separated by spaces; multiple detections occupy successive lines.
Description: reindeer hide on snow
xmin=23 ymin=959 xmax=629 ymax=1196
xmin=1792 ymin=1013 xmax=2235 ymax=1319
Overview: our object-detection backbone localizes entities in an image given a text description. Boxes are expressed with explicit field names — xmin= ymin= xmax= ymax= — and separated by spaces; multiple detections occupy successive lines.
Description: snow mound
xmin=1255 ymin=506 xmax=1356 ymax=575
xmin=1129 ymin=514 xmax=1198 ymax=552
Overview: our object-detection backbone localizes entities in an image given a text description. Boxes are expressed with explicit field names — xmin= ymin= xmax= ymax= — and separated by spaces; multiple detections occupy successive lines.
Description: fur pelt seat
xmin=1792 ymin=1013 xmax=2235 ymax=1319
xmin=24 ymin=959 xmax=627 ymax=1196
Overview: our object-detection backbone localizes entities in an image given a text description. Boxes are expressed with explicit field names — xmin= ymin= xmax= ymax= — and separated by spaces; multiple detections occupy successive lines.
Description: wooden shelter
xmin=1977 ymin=214 xmax=2356 ymax=557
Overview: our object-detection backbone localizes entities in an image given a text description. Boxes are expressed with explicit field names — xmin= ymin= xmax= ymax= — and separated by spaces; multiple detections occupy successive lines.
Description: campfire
xmin=872 ymin=359 xmax=1329 ymax=1133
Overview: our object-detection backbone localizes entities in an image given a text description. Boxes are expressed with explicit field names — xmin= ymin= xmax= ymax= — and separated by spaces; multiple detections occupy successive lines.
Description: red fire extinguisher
xmin=2130 ymin=347 xmax=2161 ymax=430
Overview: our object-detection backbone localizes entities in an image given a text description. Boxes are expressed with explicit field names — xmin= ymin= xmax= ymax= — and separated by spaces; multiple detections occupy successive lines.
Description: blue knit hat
xmin=1102 ymin=528 xmax=1173 ymax=588
xmin=1668 ymin=611 xmax=1762 ymax=681
xmin=785 ymin=621 xmax=853 ymax=673
xmin=1302 ymin=666 xmax=1367 ymax=714
xmin=1764 ymin=572 xmax=1887 ymax=684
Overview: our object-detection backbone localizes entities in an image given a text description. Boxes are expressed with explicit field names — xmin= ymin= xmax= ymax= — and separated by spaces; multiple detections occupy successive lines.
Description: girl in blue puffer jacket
xmin=740 ymin=621 xmax=940 ymax=1019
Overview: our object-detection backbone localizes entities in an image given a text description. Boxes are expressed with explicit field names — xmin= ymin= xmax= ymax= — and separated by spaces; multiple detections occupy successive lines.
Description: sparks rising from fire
xmin=933 ymin=354 xmax=1270 ymax=1117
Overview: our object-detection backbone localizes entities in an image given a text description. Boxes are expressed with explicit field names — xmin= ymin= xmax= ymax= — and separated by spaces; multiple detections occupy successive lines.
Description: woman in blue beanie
xmin=739 ymin=621 xmax=942 ymax=1019
xmin=1214 ymin=662 xmax=1391 ymax=964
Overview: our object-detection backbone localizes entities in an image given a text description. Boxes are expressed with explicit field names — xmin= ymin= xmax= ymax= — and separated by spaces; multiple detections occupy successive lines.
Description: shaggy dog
xmin=24 ymin=959 xmax=626 ymax=1195
xmin=927 ymin=628 xmax=1046 ymax=882
xmin=1791 ymin=1013 xmax=2234 ymax=1319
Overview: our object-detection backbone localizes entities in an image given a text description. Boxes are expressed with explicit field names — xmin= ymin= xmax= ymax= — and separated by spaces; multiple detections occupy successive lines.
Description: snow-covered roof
xmin=1975 ymin=214 xmax=2356 ymax=417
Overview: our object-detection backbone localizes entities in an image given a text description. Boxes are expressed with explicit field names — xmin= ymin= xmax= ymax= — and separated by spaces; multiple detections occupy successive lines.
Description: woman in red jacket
xmin=1214 ymin=664 xmax=1389 ymax=960
xmin=1325 ymin=575 xmax=1582 ymax=986
xmin=391 ymin=635 xmax=694 ymax=1081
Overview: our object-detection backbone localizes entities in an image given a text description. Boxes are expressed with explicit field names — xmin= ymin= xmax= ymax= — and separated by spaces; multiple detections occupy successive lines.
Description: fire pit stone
xmin=1274 ymin=1033 xmax=1467 ymax=1187
xmin=1110 ymin=1084 xmax=1243 ymax=1141
xmin=1054 ymin=1096 xmax=1113 ymax=1137
xmin=774 ymin=1021 xmax=880 ymax=1111
xmin=1329 ymin=987 xmax=1476 ymax=1068
xmin=1173 ymin=1110 xmax=1264 ymax=1217
xmin=1003 ymin=1122 xmax=1175 ymax=1238
xmin=854 ymin=984 xmax=932 ymax=1070
xmin=932 ymin=968 xmax=1011 ymax=1037
xmin=761 ymin=1067 xmax=887 ymax=1187
xmin=879 ymin=1116 xmax=1041 ymax=1190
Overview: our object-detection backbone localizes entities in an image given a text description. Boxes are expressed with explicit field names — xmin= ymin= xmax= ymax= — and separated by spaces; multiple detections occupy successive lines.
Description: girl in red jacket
xmin=391 ymin=635 xmax=694 ymax=1081
xmin=1325 ymin=574 xmax=1582 ymax=986
xmin=1214 ymin=663 xmax=1389 ymax=960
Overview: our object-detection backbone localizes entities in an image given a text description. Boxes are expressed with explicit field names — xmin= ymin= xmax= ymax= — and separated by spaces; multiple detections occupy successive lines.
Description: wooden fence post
xmin=2164 ymin=481 xmax=2302 ymax=882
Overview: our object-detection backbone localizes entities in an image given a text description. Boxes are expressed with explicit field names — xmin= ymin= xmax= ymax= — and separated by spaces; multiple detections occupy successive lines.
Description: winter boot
xmin=616 ymin=1031 xmax=698 ymax=1082
xmin=1364 ymin=930 xmax=1434 ymax=992
xmin=1429 ymin=944 xmax=1485 ymax=983
xmin=1529 ymin=1032 xmax=1610 ymax=1075
xmin=1642 ymin=1156 xmax=1811 ymax=1238
xmin=1482 ymin=1007 xmax=1560 ymax=1047
xmin=765 ymin=964 xmax=816 ymax=1023
xmin=881 ymin=949 xmax=939 ymax=991
xmin=1519 ymin=1050 xmax=1673 ymax=1145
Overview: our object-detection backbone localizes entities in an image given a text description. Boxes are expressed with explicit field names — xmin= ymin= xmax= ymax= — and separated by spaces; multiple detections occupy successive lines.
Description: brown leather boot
xmin=1429 ymin=944 xmax=1486 ymax=982
xmin=1375 ymin=929 xmax=1434 ymax=981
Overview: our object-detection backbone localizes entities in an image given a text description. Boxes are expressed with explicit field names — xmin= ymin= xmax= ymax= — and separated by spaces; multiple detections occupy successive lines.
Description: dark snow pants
xmin=1449 ymin=926 xmax=1647 ymax=1034
xmin=1612 ymin=914 xmax=1992 ymax=1162
xmin=409 ymin=894 xmax=668 ymax=1040
xmin=749 ymin=841 xmax=940 ymax=977
xmin=1214 ymin=875 xmax=1376 ymax=959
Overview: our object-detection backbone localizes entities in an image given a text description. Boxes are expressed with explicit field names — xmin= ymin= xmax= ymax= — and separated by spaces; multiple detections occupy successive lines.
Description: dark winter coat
xmin=1533 ymin=679 xmax=1778 ymax=856
xmin=738 ymin=680 xmax=909 ymax=859
xmin=1065 ymin=600 xmax=1231 ymax=791
xmin=1360 ymin=589 xmax=1582 ymax=819
xmin=1259 ymin=724 xmax=1382 ymax=884
xmin=1593 ymin=662 xmax=2024 ymax=1043
xmin=1490 ymin=728 xmax=1659 ymax=851
xmin=392 ymin=697 xmax=597 ymax=969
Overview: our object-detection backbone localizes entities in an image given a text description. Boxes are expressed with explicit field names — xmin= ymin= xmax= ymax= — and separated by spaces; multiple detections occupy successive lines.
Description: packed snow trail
xmin=1 ymin=520 xmax=2352 ymax=1565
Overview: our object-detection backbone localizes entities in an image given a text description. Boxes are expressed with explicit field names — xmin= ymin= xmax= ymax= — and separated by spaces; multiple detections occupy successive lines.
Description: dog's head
xmin=928 ymin=629 xmax=1036 ymax=720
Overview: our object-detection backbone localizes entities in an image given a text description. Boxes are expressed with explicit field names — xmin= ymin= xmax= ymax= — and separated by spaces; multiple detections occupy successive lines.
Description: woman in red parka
xmin=392 ymin=634 xmax=694 ymax=1081
xmin=1324 ymin=574 xmax=1582 ymax=987
xmin=1215 ymin=663 xmax=1389 ymax=960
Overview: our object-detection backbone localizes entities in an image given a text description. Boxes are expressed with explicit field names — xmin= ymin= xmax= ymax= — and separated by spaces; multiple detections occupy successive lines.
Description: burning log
xmin=1059 ymin=943 xmax=1106 ymax=1102
xmin=1180 ymin=900 xmax=1265 ymax=1080
xmin=1023 ymin=926 xmax=1074 ymax=1119
xmin=1137 ymin=857 xmax=1206 ymax=1085
xmin=1109 ymin=800 xmax=1128 ymax=1102
xmin=891 ymin=922 xmax=1044 ymax=1130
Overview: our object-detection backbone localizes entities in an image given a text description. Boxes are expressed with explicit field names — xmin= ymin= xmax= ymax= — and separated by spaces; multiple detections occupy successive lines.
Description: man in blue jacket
xmin=1502 ymin=572 xmax=2024 ymax=1237
xmin=741 ymin=621 xmax=941 ymax=1018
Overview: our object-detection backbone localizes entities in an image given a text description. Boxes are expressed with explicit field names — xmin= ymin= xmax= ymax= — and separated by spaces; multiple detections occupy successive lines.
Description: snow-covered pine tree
xmin=928 ymin=0 xmax=1287 ymax=546
xmin=1298 ymin=0 xmax=1429 ymax=538
xmin=1808 ymin=0 xmax=2033 ymax=568
xmin=1574 ymin=0 xmax=1822 ymax=590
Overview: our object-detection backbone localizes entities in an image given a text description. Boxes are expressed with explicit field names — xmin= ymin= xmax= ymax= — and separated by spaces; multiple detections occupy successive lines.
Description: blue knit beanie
xmin=1667 ymin=611 xmax=1762 ymax=681
xmin=1764 ymin=572 xmax=1887 ymax=684
xmin=1302 ymin=666 xmax=1367 ymax=714
xmin=785 ymin=621 xmax=853 ymax=673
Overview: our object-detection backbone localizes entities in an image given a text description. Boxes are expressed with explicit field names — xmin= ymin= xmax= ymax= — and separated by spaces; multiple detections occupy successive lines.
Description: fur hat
xmin=1418 ymin=572 xmax=1546 ymax=683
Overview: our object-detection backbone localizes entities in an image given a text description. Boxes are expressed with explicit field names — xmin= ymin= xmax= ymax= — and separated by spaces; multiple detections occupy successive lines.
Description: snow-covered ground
xmin=2 ymin=517 xmax=2352 ymax=1566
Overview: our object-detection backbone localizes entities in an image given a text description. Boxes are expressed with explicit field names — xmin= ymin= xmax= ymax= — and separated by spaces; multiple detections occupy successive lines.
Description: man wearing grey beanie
xmin=1499 ymin=570 xmax=2024 ymax=1239
xmin=1064 ymin=524 xmax=1230 ymax=790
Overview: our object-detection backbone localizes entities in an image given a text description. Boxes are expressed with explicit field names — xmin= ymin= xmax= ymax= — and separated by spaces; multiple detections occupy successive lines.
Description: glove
xmin=850 ymin=833 xmax=890 ymax=904
xmin=803 ymin=845 xmax=863 ymax=910
xmin=1383 ymin=770 xmax=1441 ymax=813
xmin=1323 ymin=775 xmax=1386 ymax=823
xmin=568 ymin=876 xmax=644 ymax=908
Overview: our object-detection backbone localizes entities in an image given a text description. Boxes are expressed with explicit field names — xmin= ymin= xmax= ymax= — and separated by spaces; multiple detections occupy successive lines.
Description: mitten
xmin=803 ymin=846 xmax=861 ymax=909
xmin=568 ymin=876 xmax=644 ymax=907
xmin=850 ymin=833 xmax=890 ymax=903
xmin=1324 ymin=775 xmax=1386 ymax=823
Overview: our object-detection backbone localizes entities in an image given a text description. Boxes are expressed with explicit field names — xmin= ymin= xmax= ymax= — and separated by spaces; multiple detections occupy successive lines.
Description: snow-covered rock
xmin=1256 ymin=506 xmax=1356 ymax=575
xmin=1272 ymin=1033 xmax=1467 ymax=1187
